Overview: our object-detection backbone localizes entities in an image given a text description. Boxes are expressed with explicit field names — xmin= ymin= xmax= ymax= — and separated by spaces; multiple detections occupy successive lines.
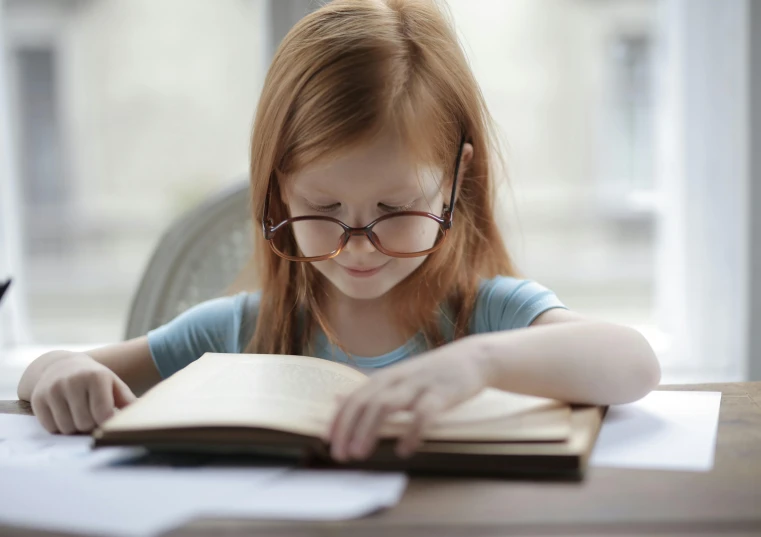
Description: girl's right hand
xmin=30 ymin=354 xmax=136 ymax=435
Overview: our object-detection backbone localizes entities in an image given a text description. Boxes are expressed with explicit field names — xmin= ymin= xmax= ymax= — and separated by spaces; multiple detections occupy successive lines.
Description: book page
xmin=102 ymin=353 xmax=368 ymax=438
xmin=383 ymin=388 xmax=571 ymax=441
xmin=434 ymin=388 xmax=566 ymax=425
xmin=102 ymin=353 xmax=572 ymax=443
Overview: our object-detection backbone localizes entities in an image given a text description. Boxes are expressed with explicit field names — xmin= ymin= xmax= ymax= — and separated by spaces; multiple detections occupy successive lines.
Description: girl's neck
xmin=323 ymin=286 xmax=409 ymax=357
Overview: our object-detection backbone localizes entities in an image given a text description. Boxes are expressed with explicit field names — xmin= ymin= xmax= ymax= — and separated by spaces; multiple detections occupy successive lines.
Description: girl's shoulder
xmin=146 ymin=291 xmax=262 ymax=378
xmin=470 ymin=275 xmax=566 ymax=333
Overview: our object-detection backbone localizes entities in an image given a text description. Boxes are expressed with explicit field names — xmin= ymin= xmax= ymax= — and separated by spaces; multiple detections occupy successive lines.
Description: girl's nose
xmin=343 ymin=230 xmax=378 ymax=254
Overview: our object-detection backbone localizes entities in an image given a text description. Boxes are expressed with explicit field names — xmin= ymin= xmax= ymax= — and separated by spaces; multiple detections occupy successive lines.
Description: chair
xmin=124 ymin=178 xmax=255 ymax=340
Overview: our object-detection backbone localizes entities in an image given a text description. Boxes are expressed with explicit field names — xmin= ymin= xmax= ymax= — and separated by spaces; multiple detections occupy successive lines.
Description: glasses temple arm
xmin=447 ymin=133 xmax=467 ymax=220
xmin=262 ymin=174 xmax=273 ymax=234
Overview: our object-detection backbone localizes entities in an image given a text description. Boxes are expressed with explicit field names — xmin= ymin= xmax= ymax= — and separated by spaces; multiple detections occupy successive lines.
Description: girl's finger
xmin=47 ymin=387 xmax=77 ymax=435
xmin=349 ymin=383 xmax=426 ymax=460
xmin=396 ymin=391 xmax=447 ymax=458
xmin=330 ymin=392 xmax=371 ymax=462
xmin=112 ymin=376 xmax=136 ymax=409
xmin=63 ymin=380 xmax=96 ymax=433
xmin=328 ymin=375 xmax=395 ymax=440
xmin=325 ymin=394 xmax=347 ymax=440
xmin=88 ymin=374 xmax=116 ymax=425
xmin=31 ymin=397 xmax=58 ymax=434
xmin=330 ymin=381 xmax=391 ymax=462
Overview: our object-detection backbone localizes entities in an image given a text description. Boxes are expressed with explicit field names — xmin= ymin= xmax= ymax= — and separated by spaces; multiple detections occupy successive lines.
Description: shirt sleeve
xmin=471 ymin=276 xmax=567 ymax=333
xmin=146 ymin=292 xmax=260 ymax=379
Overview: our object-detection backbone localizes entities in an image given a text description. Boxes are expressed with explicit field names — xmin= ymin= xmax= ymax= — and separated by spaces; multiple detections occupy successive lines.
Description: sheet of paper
xmin=0 ymin=415 xmax=407 ymax=535
xmin=0 ymin=464 xmax=407 ymax=536
xmin=0 ymin=416 xmax=407 ymax=536
xmin=590 ymin=390 xmax=722 ymax=472
xmin=0 ymin=464 xmax=289 ymax=537
xmin=0 ymin=413 xmax=50 ymax=439
xmin=0 ymin=414 xmax=142 ymax=469
xmin=213 ymin=470 xmax=408 ymax=520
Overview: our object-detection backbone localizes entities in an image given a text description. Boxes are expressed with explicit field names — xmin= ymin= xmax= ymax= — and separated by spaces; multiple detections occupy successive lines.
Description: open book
xmin=93 ymin=353 xmax=604 ymax=478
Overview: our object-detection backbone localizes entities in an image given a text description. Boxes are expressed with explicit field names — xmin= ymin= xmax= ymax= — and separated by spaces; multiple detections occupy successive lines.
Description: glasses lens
xmin=372 ymin=214 xmax=445 ymax=254
xmin=271 ymin=219 xmax=346 ymax=259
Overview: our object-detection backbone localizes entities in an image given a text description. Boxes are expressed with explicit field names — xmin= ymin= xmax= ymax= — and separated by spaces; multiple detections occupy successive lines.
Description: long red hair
xmin=246 ymin=0 xmax=516 ymax=355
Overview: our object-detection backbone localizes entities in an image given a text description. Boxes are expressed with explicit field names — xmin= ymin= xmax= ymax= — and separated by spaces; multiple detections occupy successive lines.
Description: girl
xmin=18 ymin=0 xmax=660 ymax=463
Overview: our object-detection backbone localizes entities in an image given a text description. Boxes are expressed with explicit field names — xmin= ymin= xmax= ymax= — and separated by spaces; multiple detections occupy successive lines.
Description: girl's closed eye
xmin=305 ymin=199 xmax=341 ymax=213
xmin=378 ymin=199 xmax=417 ymax=213
xmin=304 ymin=199 xmax=418 ymax=214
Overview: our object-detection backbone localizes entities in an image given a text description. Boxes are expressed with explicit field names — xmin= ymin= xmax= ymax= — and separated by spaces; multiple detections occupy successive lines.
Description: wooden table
xmin=2 ymin=382 xmax=760 ymax=537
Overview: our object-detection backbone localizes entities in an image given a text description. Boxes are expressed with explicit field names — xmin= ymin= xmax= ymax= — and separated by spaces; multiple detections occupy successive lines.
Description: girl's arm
xmin=18 ymin=292 xmax=251 ymax=435
xmin=17 ymin=337 xmax=161 ymax=400
xmin=17 ymin=337 xmax=162 ymax=434
xmin=474 ymin=308 xmax=661 ymax=406
xmin=328 ymin=311 xmax=661 ymax=462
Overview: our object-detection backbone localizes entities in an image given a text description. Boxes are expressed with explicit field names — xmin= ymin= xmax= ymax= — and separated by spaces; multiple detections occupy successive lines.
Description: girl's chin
xmin=312 ymin=258 xmax=422 ymax=300
xmin=323 ymin=271 xmax=399 ymax=301
xmin=332 ymin=280 xmax=393 ymax=301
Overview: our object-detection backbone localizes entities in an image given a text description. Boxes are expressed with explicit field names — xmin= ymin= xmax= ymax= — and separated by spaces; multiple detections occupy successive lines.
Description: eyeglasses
xmin=262 ymin=134 xmax=466 ymax=262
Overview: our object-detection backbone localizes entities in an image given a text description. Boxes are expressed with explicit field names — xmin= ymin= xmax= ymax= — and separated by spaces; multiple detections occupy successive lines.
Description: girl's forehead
xmin=289 ymin=133 xmax=444 ymax=198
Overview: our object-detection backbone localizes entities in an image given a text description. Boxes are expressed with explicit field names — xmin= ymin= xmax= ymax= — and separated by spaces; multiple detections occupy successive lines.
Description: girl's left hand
xmin=327 ymin=338 xmax=490 ymax=462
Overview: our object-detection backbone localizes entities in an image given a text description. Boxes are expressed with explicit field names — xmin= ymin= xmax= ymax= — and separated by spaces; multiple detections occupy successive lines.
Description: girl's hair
xmin=246 ymin=0 xmax=516 ymax=355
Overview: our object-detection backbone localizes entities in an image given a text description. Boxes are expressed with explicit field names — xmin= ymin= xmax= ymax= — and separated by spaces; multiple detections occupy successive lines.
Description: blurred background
xmin=0 ymin=0 xmax=759 ymax=398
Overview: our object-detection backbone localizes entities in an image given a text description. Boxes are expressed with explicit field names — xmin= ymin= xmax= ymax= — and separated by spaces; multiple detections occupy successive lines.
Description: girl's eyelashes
xmin=378 ymin=200 xmax=417 ymax=212
xmin=304 ymin=201 xmax=417 ymax=213
xmin=305 ymin=200 xmax=341 ymax=213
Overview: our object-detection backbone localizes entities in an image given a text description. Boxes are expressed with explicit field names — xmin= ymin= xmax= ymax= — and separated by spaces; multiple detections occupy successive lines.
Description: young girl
xmin=18 ymin=0 xmax=660 ymax=463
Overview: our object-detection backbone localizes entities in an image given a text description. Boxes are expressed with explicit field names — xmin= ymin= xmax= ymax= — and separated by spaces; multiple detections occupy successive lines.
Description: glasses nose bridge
xmin=343 ymin=225 xmax=377 ymax=250
xmin=347 ymin=228 xmax=371 ymax=238
xmin=345 ymin=220 xmax=376 ymax=237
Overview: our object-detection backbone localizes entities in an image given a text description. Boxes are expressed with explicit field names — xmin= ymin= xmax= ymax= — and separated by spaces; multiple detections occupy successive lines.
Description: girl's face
xmin=284 ymin=130 xmax=470 ymax=301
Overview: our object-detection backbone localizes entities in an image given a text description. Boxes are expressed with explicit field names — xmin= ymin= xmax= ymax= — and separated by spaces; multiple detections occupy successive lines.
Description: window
xmin=449 ymin=0 xmax=657 ymax=328
xmin=1 ymin=0 xmax=271 ymax=345
xmin=0 ymin=0 xmax=755 ymax=383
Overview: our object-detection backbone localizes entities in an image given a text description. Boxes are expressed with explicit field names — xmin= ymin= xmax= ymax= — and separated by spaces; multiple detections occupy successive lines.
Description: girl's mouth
xmin=340 ymin=263 xmax=388 ymax=278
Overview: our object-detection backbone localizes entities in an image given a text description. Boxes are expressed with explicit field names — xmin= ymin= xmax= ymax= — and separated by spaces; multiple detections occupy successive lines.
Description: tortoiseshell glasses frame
xmin=261 ymin=134 xmax=467 ymax=262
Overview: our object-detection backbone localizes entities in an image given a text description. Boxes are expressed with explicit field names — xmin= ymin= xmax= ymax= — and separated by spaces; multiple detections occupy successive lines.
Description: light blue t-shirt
xmin=147 ymin=276 xmax=566 ymax=379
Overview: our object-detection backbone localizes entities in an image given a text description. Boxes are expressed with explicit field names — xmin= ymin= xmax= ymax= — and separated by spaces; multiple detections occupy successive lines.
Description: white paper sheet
xmin=0 ymin=464 xmax=408 ymax=536
xmin=213 ymin=470 xmax=408 ymax=520
xmin=590 ymin=390 xmax=722 ymax=471
xmin=0 ymin=464 xmax=289 ymax=537
xmin=0 ymin=413 xmax=51 ymax=439
xmin=0 ymin=414 xmax=143 ymax=468
xmin=0 ymin=415 xmax=408 ymax=536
